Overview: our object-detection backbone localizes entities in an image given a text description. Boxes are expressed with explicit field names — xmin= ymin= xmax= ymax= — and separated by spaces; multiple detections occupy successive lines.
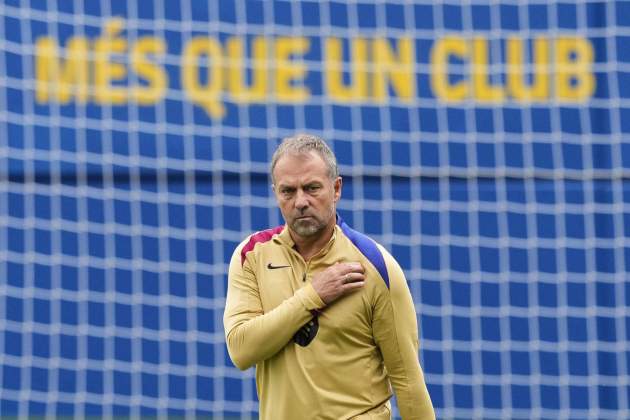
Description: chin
xmin=293 ymin=226 xmax=319 ymax=237
xmin=292 ymin=221 xmax=322 ymax=237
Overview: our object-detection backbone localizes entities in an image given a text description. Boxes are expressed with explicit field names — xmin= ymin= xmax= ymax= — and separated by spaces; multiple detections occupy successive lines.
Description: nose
xmin=295 ymin=189 xmax=309 ymax=211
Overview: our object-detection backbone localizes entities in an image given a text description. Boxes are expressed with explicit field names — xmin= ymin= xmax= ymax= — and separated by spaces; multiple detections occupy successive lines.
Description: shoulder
xmin=237 ymin=225 xmax=285 ymax=267
xmin=336 ymin=217 xmax=391 ymax=289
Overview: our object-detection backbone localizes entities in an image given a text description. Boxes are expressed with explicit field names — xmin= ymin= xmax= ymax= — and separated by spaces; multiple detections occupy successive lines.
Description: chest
xmin=255 ymin=253 xmax=376 ymax=338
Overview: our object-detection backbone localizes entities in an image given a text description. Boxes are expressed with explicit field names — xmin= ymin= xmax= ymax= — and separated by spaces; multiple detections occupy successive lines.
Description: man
xmin=223 ymin=134 xmax=435 ymax=419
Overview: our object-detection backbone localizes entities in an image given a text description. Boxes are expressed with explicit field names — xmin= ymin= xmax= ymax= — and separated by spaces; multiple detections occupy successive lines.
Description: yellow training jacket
xmin=224 ymin=216 xmax=435 ymax=420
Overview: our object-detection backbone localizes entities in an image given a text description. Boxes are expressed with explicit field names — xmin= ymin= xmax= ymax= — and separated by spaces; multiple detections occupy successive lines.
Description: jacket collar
xmin=275 ymin=220 xmax=339 ymax=256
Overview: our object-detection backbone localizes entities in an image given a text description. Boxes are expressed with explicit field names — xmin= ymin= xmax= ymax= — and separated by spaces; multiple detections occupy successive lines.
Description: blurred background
xmin=1 ymin=1 xmax=628 ymax=419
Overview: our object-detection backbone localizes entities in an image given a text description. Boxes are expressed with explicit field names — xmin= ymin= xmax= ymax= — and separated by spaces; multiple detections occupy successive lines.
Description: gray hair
xmin=270 ymin=134 xmax=339 ymax=183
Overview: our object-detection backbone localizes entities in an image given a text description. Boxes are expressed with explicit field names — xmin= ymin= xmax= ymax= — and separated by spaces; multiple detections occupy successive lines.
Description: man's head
xmin=270 ymin=134 xmax=339 ymax=184
xmin=271 ymin=134 xmax=341 ymax=239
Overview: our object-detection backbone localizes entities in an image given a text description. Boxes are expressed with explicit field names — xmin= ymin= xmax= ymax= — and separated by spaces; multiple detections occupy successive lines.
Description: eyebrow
xmin=277 ymin=179 xmax=324 ymax=188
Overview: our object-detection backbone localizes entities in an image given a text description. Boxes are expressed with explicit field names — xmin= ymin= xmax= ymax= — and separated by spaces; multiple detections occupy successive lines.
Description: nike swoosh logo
xmin=267 ymin=263 xmax=291 ymax=270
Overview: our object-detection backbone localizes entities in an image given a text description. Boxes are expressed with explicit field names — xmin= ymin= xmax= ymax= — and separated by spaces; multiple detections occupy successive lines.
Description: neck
xmin=290 ymin=223 xmax=335 ymax=261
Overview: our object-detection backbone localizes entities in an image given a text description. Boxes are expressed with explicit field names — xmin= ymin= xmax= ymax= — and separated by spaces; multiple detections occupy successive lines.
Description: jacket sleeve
xmin=372 ymin=245 xmax=435 ymax=420
xmin=223 ymin=239 xmax=325 ymax=370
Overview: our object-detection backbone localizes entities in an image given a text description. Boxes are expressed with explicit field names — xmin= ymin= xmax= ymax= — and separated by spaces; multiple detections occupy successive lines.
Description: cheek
xmin=279 ymin=199 xmax=295 ymax=214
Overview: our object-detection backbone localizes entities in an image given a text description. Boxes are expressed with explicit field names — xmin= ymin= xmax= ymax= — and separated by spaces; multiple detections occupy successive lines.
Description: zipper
xmin=290 ymin=247 xmax=309 ymax=283
xmin=302 ymin=260 xmax=309 ymax=282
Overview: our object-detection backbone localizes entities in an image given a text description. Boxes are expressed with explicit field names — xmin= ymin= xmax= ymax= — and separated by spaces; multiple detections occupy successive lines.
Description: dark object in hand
xmin=293 ymin=316 xmax=319 ymax=346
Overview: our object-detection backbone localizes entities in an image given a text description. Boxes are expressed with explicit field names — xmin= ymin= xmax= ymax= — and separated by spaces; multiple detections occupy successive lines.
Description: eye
xmin=280 ymin=187 xmax=295 ymax=196
xmin=305 ymin=184 xmax=321 ymax=193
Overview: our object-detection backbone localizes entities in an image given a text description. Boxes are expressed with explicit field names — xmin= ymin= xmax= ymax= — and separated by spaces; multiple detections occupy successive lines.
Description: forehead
xmin=273 ymin=151 xmax=329 ymax=184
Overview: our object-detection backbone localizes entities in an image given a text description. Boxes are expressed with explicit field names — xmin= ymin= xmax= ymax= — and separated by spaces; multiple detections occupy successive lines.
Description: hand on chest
xmin=258 ymin=258 xmax=374 ymax=335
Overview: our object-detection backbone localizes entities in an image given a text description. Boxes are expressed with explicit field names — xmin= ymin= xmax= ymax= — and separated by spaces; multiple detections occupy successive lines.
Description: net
xmin=1 ymin=1 xmax=629 ymax=419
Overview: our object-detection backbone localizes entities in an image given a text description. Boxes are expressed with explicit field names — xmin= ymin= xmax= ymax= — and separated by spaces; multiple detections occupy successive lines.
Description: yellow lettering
xmin=93 ymin=19 xmax=128 ymax=104
xmin=325 ymin=37 xmax=368 ymax=101
xmin=226 ymin=37 xmax=267 ymax=102
xmin=372 ymin=37 xmax=415 ymax=102
xmin=275 ymin=37 xmax=310 ymax=101
xmin=472 ymin=38 xmax=504 ymax=101
xmin=35 ymin=37 xmax=89 ymax=103
xmin=507 ymin=38 xmax=549 ymax=101
xmin=556 ymin=37 xmax=594 ymax=101
xmin=181 ymin=37 xmax=224 ymax=118
xmin=131 ymin=37 xmax=167 ymax=104
xmin=430 ymin=37 xmax=468 ymax=101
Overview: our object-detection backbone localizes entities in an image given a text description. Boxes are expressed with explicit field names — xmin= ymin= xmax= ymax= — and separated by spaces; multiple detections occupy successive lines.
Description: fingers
xmin=312 ymin=262 xmax=366 ymax=305
xmin=337 ymin=262 xmax=365 ymax=289
xmin=342 ymin=271 xmax=365 ymax=284
xmin=339 ymin=267 xmax=365 ymax=294
xmin=339 ymin=262 xmax=364 ymax=274
xmin=343 ymin=279 xmax=365 ymax=291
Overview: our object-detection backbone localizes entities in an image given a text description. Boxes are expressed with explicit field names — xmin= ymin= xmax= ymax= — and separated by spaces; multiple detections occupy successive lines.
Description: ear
xmin=333 ymin=176 xmax=342 ymax=203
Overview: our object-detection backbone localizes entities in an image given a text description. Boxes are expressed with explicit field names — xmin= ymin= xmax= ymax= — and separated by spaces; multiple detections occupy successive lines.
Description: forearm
xmin=381 ymin=323 xmax=435 ymax=420
xmin=225 ymin=283 xmax=323 ymax=370
xmin=391 ymin=372 xmax=435 ymax=420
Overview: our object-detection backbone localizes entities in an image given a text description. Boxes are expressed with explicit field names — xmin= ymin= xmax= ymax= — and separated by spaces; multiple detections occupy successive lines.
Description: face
xmin=272 ymin=151 xmax=341 ymax=239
